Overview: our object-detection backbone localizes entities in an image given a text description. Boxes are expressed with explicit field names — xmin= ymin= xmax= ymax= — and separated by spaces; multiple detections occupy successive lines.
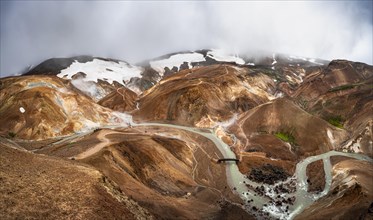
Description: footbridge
xmin=217 ymin=158 xmax=240 ymax=164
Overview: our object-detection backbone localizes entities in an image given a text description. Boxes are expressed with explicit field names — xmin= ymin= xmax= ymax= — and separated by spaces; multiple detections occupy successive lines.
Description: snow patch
xmin=19 ymin=107 xmax=25 ymax=113
xmin=149 ymin=50 xmax=245 ymax=76
xmin=288 ymin=55 xmax=324 ymax=65
xmin=289 ymin=55 xmax=307 ymax=61
xmin=308 ymin=58 xmax=324 ymax=65
xmin=58 ymin=58 xmax=143 ymax=86
xmin=150 ymin=52 xmax=205 ymax=76
xmin=207 ymin=49 xmax=245 ymax=65
xmin=272 ymin=53 xmax=277 ymax=65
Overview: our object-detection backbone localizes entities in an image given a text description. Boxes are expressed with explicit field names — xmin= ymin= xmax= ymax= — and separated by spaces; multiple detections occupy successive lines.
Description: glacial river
xmin=64 ymin=120 xmax=372 ymax=219
xmin=133 ymin=123 xmax=373 ymax=220
xmin=19 ymin=78 xmax=372 ymax=219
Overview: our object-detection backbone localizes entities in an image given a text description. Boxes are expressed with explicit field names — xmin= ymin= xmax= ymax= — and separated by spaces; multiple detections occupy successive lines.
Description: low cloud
xmin=1 ymin=1 xmax=372 ymax=76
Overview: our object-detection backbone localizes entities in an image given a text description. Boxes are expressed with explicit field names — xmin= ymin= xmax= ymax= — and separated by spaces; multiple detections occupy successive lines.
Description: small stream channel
xmin=59 ymin=120 xmax=372 ymax=219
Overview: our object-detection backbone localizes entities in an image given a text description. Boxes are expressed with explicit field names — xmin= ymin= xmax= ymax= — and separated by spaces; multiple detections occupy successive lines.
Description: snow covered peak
xmin=149 ymin=49 xmax=246 ymax=76
xmin=150 ymin=52 xmax=205 ymax=76
xmin=57 ymin=58 xmax=143 ymax=85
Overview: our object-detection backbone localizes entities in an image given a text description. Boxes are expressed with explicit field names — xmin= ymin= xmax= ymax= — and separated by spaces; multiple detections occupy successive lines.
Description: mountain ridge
xmin=1 ymin=49 xmax=372 ymax=220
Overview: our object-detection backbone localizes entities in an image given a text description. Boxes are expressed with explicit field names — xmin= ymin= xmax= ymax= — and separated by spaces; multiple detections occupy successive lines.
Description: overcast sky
xmin=1 ymin=1 xmax=372 ymax=77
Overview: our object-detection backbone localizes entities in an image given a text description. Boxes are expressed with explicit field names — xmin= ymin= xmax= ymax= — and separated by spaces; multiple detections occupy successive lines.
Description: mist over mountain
xmin=1 ymin=2 xmax=373 ymax=220
xmin=1 ymin=1 xmax=372 ymax=77
xmin=1 ymin=48 xmax=373 ymax=219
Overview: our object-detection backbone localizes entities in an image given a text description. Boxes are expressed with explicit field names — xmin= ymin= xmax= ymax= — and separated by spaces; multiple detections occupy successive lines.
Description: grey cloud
xmin=0 ymin=1 xmax=372 ymax=77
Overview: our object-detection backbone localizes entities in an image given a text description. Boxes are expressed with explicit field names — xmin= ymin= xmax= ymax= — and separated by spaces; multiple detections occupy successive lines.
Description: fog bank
xmin=1 ymin=1 xmax=372 ymax=76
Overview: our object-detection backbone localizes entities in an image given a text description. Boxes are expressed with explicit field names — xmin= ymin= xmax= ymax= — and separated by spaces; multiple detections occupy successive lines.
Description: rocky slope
xmin=0 ymin=75 xmax=132 ymax=140
xmin=1 ymin=50 xmax=372 ymax=220
xmin=295 ymin=158 xmax=373 ymax=220
xmin=0 ymin=139 xmax=152 ymax=220
xmin=134 ymin=64 xmax=274 ymax=127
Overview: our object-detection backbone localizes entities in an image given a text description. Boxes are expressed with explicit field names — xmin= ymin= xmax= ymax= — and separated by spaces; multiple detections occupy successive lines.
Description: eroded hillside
xmin=1 ymin=52 xmax=372 ymax=220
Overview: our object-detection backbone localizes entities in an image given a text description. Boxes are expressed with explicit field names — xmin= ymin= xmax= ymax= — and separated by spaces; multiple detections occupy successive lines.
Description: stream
xmin=133 ymin=123 xmax=373 ymax=220
xmin=60 ymin=120 xmax=373 ymax=219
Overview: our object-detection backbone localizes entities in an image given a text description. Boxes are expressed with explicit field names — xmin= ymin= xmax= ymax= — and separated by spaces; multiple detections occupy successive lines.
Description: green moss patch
xmin=274 ymin=131 xmax=296 ymax=144
xmin=327 ymin=116 xmax=344 ymax=128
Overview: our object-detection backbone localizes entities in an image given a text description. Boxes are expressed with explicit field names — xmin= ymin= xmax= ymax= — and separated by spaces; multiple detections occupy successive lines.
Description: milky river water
xmin=133 ymin=123 xmax=372 ymax=219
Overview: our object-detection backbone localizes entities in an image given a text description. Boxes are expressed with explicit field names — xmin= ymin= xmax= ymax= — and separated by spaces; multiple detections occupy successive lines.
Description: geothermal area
xmin=1 ymin=50 xmax=372 ymax=219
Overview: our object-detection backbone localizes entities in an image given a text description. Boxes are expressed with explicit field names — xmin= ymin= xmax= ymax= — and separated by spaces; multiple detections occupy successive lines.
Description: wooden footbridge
xmin=217 ymin=158 xmax=240 ymax=164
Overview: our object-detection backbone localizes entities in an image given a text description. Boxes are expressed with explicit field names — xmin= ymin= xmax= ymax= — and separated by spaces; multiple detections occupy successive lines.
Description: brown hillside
xmin=231 ymin=98 xmax=348 ymax=160
xmin=98 ymin=87 xmax=138 ymax=112
xmin=0 ymin=141 xmax=152 ymax=220
xmin=134 ymin=64 xmax=275 ymax=127
xmin=0 ymin=76 xmax=118 ymax=140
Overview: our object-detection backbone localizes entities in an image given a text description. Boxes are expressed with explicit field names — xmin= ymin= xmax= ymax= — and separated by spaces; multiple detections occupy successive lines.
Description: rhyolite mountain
xmin=1 ymin=49 xmax=372 ymax=220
